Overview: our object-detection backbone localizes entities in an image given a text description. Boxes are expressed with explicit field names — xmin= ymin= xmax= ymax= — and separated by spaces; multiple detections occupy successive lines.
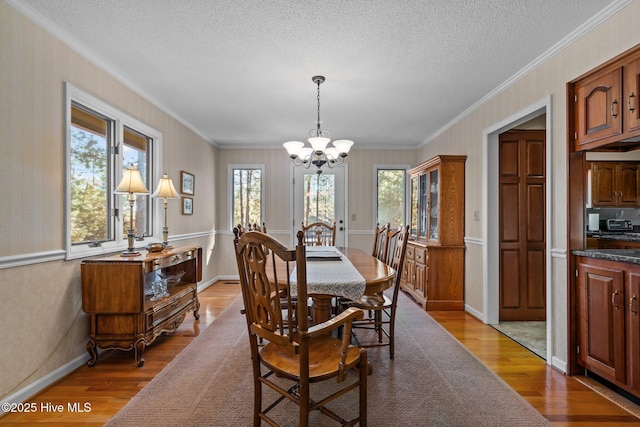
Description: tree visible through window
xmin=232 ymin=167 xmax=263 ymax=227
xmin=66 ymin=84 xmax=159 ymax=259
xmin=303 ymin=173 xmax=335 ymax=225
xmin=70 ymin=105 xmax=110 ymax=244
xmin=377 ymin=169 xmax=406 ymax=226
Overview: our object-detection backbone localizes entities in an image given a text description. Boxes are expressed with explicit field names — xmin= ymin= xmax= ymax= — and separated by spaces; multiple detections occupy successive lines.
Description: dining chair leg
xmin=359 ymin=348 xmax=368 ymax=426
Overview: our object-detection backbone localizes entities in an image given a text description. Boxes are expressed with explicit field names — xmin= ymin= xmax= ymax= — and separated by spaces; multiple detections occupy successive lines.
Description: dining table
xmin=275 ymin=246 xmax=396 ymax=324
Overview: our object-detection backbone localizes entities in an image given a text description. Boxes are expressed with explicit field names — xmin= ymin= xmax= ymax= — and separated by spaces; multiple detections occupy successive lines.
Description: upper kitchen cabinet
xmin=574 ymin=68 xmax=623 ymax=149
xmin=590 ymin=161 xmax=640 ymax=207
xmin=624 ymin=55 xmax=640 ymax=133
xmin=573 ymin=48 xmax=640 ymax=152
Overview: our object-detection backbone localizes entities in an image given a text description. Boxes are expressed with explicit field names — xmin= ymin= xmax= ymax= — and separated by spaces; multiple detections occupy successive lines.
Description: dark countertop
xmin=573 ymin=249 xmax=640 ymax=265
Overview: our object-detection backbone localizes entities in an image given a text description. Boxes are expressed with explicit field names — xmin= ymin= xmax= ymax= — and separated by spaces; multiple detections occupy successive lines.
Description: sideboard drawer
xmin=149 ymin=249 xmax=196 ymax=271
xmin=414 ymin=248 xmax=427 ymax=264
xmin=146 ymin=286 xmax=196 ymax=329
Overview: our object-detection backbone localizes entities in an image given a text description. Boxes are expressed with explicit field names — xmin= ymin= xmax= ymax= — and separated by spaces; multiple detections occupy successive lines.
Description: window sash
xmin=376 ymin=167 xmax=409 ymax=227
xmin=65 ymin=83 xmax=161 ymax=260
xmin=229 ymin=165 xmax=264 ymax=230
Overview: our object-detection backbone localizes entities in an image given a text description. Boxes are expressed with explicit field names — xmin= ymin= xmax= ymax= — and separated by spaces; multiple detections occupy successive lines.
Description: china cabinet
xmin=81 ymin=246 xmax=202 ymax=366
xmin=401 ymin=155 xmax=466 ymax=310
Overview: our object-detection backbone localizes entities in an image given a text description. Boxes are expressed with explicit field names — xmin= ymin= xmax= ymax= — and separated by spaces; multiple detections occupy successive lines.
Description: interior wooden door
xmin=498 ymin=130 xmax=546 ymax=321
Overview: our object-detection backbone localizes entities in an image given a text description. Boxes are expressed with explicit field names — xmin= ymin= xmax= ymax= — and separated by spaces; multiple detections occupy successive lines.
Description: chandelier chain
xmin=316 ymin=80 xmax=321 ymax=135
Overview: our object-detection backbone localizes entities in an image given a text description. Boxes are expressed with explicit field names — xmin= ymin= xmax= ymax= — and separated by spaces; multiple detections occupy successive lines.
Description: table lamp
xmin=114 ymin=164 xmax=149 ymax=256
xmin=151 ymin=173 xmax=179 ymax=247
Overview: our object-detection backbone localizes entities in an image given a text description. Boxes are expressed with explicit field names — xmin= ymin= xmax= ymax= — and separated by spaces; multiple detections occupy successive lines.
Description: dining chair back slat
xmin=301 ymin=221 xmax=336 ymax=246
xmin=372 ymin=222 xmax=390 ymax=263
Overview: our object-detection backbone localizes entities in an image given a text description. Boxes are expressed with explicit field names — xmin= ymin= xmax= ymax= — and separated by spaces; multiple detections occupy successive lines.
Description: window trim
xmin=228 ymin=164 xmax=265 ymax=231
xmin=374 ymin=165 xmax=410 ymax=228
xmin=65 ymin=83 xmax=162 ymax=260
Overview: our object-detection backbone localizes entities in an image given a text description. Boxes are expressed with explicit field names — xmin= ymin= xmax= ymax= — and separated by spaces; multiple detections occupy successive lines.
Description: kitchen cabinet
xmin=590 ymin=161 xmax=639 ymax=207
xmin=574 ymin=50 xmax=640 ymax=151
xmin=81 ymin=246 xmax=202 ymax=366
xmin=576 ymin=257 xmax=625 ymax=384
xmin=402 ymin=155 xmax=465 ymax=310
xmin=574 ymin=68 xmax=623 ymax=149
xmin=575 ymin=255 xmax=640 ymax=398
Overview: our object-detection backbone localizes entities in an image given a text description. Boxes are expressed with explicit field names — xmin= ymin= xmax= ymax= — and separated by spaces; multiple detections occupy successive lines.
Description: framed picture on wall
xmin=182 ymin=197 xmax=193 ymax=215
xmin=180 ymin=171 xmax=195 ymax=195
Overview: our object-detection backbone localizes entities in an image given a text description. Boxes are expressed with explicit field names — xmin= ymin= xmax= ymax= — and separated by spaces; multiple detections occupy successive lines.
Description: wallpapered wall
xmin=0 ymin=2 xmax=216 ymax=400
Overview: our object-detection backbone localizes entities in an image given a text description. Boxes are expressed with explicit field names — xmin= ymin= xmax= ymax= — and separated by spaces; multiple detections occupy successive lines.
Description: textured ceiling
xmin=12 ymin=0 xmax=624 ymax=148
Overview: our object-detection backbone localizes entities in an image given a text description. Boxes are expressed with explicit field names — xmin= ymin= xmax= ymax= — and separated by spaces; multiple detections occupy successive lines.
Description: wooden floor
xmin=1 ymin=281 xmax=639 ymax=426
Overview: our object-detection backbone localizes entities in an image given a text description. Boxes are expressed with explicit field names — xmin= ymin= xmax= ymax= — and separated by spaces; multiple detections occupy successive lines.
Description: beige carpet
xmin=107 ymin=292 xmax=551 ymax=426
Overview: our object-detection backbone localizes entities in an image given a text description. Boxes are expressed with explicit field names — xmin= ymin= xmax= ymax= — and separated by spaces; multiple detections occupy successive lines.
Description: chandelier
xmin=283 ymin=76 xmax=353 ymax=173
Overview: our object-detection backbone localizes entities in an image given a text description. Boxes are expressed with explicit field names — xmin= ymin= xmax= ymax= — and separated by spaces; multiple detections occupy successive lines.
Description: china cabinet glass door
xmin=429 ymin=169 xmax=439 ymax=240
xmin=410 ymin=176 xmax=418 ymax=238
xmin=419 ymin=174 xmax=427 ymax=238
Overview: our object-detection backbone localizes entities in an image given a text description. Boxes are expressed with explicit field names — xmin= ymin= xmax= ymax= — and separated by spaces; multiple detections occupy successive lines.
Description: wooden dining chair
xmin=372 ymin=222 xmax=390 ymax=263
xmin=301 ymin=221 xmax=336 ymax=246
xmin=234 ymin=230 xmax=370 ymax=427
xmin=339 ymin=225 xmax=409 ymax=359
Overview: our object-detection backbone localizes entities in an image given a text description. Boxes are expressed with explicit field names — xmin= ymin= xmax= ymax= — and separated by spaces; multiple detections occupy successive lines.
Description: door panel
xmin=499 ymin=130 xmax=546 ymax=321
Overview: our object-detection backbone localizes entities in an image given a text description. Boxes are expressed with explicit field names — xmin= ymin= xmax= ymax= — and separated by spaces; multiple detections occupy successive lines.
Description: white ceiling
xmin=12 ymin=0 xmax=625 ymax=149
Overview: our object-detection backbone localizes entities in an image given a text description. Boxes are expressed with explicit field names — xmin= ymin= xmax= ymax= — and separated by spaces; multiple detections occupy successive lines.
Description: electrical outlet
xmin=473 ymin=210 xmax=479 ymax=221
xmin=351 ymin=213 xmax=356 ymax=221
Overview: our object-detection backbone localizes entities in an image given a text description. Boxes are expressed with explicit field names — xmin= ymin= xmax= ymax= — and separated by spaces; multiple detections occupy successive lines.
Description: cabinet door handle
xmin=630 ymin=294 xmax=638 ymax=316
xmin=611 ymin=99 xmax=619 ymax=118
xmin=629 ymin=92 xmax=636 ymax=113
xmin=612 ymin=289 xmax=619 ymax=310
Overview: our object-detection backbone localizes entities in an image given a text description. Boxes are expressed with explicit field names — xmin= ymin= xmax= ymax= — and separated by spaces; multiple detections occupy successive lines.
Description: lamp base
xmin=120 ymin=250 xmax=141 ymax=257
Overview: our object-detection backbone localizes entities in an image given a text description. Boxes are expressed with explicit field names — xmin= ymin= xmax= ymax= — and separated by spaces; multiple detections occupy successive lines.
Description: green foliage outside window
xmin=233 ymin=168 xmax=262 ymax=227
xmin=70 ymin=127 xmax=108 ymax=244
xmin=304 ymin=174 xmax=335 ymax=225
xmin=377 ymin=169 xmax=405 ymax=227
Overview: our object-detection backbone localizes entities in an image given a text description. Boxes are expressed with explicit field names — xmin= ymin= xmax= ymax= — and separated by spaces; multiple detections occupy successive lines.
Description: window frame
xmin=228 ymin=164 xmax=265 ymax=231
xmin=65 ymin=83 xmax=162 ymax=260
xmin=374 ymin=165 xmax=410 ymax=228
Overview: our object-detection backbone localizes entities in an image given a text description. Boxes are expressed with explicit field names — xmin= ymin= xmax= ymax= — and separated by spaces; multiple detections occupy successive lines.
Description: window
xmin=230 ymin=165 xmax=264 ymax=229
xmin=66 ymin=84 xmax=161 ymax=259
xmin=303 ymin=173 xmax=335 ymax=224
xmin=376 ymin=167 xmax=408 ymax=227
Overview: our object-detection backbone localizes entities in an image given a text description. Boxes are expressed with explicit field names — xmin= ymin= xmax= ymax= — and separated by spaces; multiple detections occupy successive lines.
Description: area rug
xmin=107 ymin=292 xmax=551 ymax=426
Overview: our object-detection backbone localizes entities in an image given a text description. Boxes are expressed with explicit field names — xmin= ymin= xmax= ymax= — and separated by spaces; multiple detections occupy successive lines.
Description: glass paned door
xmin=293 ymin=166 xmax=346 ymax=246
xmin=429 ymin=169 xmax=439 ymax=240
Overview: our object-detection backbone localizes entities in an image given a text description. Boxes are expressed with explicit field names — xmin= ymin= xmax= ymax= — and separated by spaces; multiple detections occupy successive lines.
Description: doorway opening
xmin=483 ymin=96 xmax=552 ymax=363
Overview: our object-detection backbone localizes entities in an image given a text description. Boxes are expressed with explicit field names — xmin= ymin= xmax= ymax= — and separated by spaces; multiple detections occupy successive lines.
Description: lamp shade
xmin=114 ymin=165 xmax=149 ymax=195
xmin=151 ymin=174 xmax=179 ymax=199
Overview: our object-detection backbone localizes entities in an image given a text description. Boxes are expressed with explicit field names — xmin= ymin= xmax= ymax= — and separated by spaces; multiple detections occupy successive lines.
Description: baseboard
xmin=0 ymin=354 xmax=87 ymax=414
xmin=551 ymin=355 xmax=567 ymax=373
xmin=2 ymin=275 xmax=229 ymax=411
xmin=464 ymin=304 xmax=483 ymax=320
